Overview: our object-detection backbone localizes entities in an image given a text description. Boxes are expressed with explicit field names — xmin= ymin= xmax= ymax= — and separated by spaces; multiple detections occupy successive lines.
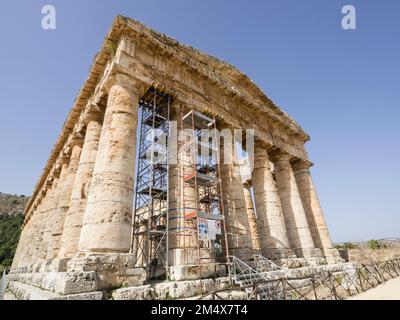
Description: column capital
xmin=270 ymin=151 xmax=291 ymax=163
xmin=58 ymin=154 xmax=70 ymax=166
xmin=292 ymin=159 xmax=313 ymax=173
xmin=83 ymin=106 xmax=104 ymax=125
xmin=68 ymin=136 xmax=84 ymax=149
xmin=254 ymin=144 xmax=268 ymax=154
xmin=50 ymin=160 xmax=62 ymax=177
xmin=45 ymin=179 xmax=53 ymax=188
xmin=104 ymin=73 xmax=146 ymax=97
xmin=254 ymin=138 xmax=273 ymax=152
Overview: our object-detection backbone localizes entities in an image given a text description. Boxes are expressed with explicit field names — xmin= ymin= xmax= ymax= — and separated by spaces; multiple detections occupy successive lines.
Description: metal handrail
xmin=226 ymin=257 xmax=400 ymax=300
xmin=228 ymin=255 xmax=288 ymax=299
xmin=253 ymin=254 xmax=282 ymax=272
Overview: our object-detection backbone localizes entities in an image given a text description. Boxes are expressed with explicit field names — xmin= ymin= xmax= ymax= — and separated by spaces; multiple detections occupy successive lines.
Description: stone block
xmin=67 ymin=253 xmax=146 ymax=290
xmin=32 ymin=271 xmax=98 ymax=295
xmin=169 ymin=264 xmax=226 ymax=281
xmin=112 ymin=285 xmax=153 ymax=300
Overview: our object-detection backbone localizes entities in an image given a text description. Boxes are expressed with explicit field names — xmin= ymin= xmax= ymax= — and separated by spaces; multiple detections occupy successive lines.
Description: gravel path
xmin=348 ymin=277 xmax=400 ymax=300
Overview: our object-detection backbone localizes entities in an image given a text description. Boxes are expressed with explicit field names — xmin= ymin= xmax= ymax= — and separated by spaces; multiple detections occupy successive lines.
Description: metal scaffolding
xmin=177 ymin=109 xmax=230 ymax=275
xmin=131 ymin=87 xmax=172 ymax=279
xmin=131 ymin=88 xmax=229 ymax=280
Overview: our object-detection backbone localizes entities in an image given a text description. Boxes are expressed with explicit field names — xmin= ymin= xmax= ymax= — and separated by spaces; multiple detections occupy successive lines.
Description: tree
xmin=0 ymin=214 xmax=23 ymax=267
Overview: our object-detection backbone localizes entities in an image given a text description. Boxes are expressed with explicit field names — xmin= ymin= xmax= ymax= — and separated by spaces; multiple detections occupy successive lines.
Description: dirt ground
xmin=348 ymin=277 xmax=400 ymax=300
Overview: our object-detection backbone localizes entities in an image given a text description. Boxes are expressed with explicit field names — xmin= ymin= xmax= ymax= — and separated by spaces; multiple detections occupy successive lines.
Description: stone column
xmin=168 ymin=107 xmax=199 ymax=266
xmin=39 ymin=174 xmax=60 ymax=261
xmin=46 ymin=157 xmax=69 ymax=260
xmin=78 ymin=75 xmax=144 ymax=253
xmin=59 ymin=115 xmax=103 ymax=258
xmin=251 ymin=147 xmax=294 ymax=259
xmin=47 ymin=143 xmax=82 ymax=259
xmin=19 ymin=208 xmax=39 ymax=269
xmin=274 ymin=153 xmax=321 ymax=258
xmin=242 ymin=181 xmax=261 ymax=254
xmin=292 ymin=160 xmax=339 ymax=257
xmin=44 ymin=160 xmax=68 ymax=260
xmin=220 ymin=133 xmax=253 ymax=261
xmin=30 ymin=187 xmax=51 ymax=269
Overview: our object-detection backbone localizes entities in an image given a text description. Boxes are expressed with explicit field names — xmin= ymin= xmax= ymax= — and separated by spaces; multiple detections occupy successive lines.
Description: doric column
xmin=46 ymin=156 xmax=69 ymax=260
xmin=59 ymin=115 xmax=103 ymax=258
xmin=242 ymin=181 xmax=261 ymax=254
xmin=19 ymin=207 xmax=39 ymax=268
xmin=39 ymin=174 xmax=60 ymax=261
xmin=220 ymin=133 xmax=253 ymax=261
xmin=251 ymin=147 xmax=293 ymax=259
xmin=274 ymin=153 xmax=321 ymax=258
xmin=48 ymin=143 xmax=82 ymax=259
xmin=45 ymin=160 xmax=68 ymax=259
xmin=30 ymin=186 xmax=51 ymax=267
xmin=78 ymin=75 xmax=145 ymax=253
xmin=292 ymin=160 xmax=339 ymax=257
xmin=168 ymin=106 xmax=199 ymax=265
xmin=12 ymin=206 xmax=39 ymax=269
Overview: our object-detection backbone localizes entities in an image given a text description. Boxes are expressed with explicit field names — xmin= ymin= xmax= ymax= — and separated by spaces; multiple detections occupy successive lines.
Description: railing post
xmin=312 ymin=279 xmax=318 ymax=300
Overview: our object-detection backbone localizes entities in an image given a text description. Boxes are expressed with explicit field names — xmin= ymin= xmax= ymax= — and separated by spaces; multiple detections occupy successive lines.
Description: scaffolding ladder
xmin=131 ymin=87 xmax=172 ymax=279
xmin=177 ymin=109 xmax=230 ymax=285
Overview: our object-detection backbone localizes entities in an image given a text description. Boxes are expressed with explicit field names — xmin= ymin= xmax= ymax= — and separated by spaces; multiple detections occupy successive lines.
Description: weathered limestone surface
xmin=28 ymin=193 xmax=49 ymax=266
xmin=252 ymin=147 xmax=293 ymax=259
xmin=112 ymin=277 xmax=231 ymax=300
xmin=40 ymin=176 xmax=60 ymax=261
xmin=45 ymin=161 xmax=69 ymax=260
xmin=7 ymin=278 xmax=103 ymax=300
xmin=78 ymin=75 xmax=144 ymax=253
xmin=49 ymin=143 xmax=82 ymax=259
xmin=220 ymin=137 xmax=253 ymax=261
xmin=67 ymin=253 xmax=146 ymax=290
xmin=242 ymin=181 xmax=261 ymax=253
xmin=168 ymin=107 xmax=199 ymax=265
xmin=59 ymin=118 xmax=102 ymax=258
xmin=274 ymin=154 xmax=321 ymax=258
xmin=292 ymin=161 xmax=339 ymax=257
xmin=169 ymin=263 xmax=226 ymax=281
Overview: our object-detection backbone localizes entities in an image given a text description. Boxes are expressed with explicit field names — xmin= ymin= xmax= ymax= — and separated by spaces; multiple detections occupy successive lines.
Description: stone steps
xmin=276 ymin=256 xmax=344 ymax=269
xmin=6 ymin=281 xmax=103 ymax=300
xmin=8 ymin=271 xmax=98 ymax=295
xmin=112 ymin=277 xmax=232 ymax=300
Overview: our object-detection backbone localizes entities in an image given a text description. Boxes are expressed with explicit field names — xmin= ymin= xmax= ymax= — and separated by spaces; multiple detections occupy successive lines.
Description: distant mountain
xmin=0 ymin=193 xmax=29 ymax=216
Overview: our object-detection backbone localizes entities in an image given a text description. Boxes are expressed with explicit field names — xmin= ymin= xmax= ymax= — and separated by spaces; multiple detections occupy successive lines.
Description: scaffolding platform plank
xmin=182 ymin=110 xmax=214 ymax=129
xmin=138 ymin=187 xmax=168 ymax=200
xmin=199 ymin=195 xmax=220 ymax=204
xmin=198 ymin=212 xmax=224 ymax=220
xmin=183 ymin=210 xmax=223 ymax=221
xmin=183 ymin=172 xmax=218 ymax=186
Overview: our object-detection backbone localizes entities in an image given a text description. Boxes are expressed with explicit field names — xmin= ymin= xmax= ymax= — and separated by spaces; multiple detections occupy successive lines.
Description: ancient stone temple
xmin=6 ymin=16 xmax=346 ymax=300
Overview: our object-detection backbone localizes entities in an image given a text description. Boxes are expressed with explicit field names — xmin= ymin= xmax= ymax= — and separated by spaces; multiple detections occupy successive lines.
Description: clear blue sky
xmin=0 ymin=0 xmax=399 ymax=242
